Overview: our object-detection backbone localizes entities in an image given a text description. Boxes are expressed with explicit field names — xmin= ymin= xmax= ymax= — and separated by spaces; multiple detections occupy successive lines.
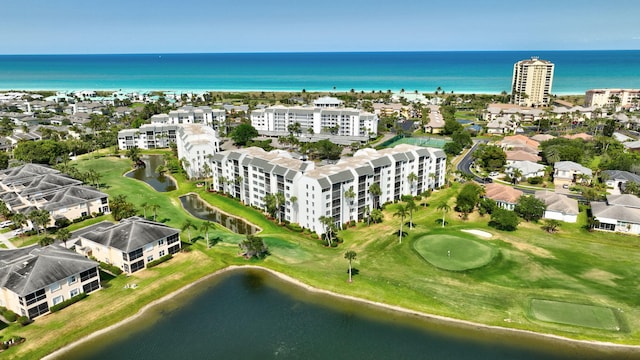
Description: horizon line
xmin=1 ymin=49 xmax=639 ymax=56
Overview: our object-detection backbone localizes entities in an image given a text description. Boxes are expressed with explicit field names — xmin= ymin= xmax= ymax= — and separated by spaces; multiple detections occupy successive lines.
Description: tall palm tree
xmin=344 ymin=186 xmax=356 ymax=224
xmin=200 ymin=221 xmax=214 ymax=248
xmin=140 ymin=202 xmax=149 ymax=219
xmin=369 ymin=183 xmax=382 ymax=209
xmin=393 ymin=204 xmax=408 ymax=244
xmin=318 ymin=215 xmax=334 ymax=247
xmin=512 ymin=169 xmax=523 ymax=184
xmin=182 ymin=219 xmax=195 ymax=243
xmin=406 ymin=199 xmax=418 ymax=229
xmin=11 ymin=213 xmax=28 ymax=232
xmin=437 ymin=202 xmax=451 ymax=228
xmin=407 ymin=172 xmax=418 ymax=195
xmin=150 ymin=204 xmax=161 ymax=222
xmin=275 ymin=192 xmax=285 ymax=224
xmin=344 ymin=250 xmax=357 ymax=283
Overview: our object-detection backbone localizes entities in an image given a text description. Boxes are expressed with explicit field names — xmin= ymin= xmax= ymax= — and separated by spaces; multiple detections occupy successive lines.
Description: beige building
xmin=73 ymin=217 xmax=181 ymax=274
xmin=584 ymin=89 xmax=640 ymax=109
xmin=0 ymin=245 xmax=100 ymax=319
xmin=511 ymin=57 xmax=554 ymax=107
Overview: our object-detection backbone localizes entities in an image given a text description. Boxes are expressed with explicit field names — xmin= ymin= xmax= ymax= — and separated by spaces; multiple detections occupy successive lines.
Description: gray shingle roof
xmin=607 ymin=194 xmax=640 ymax=209
xmin=592 ymin=201 xmax=640 ymax=224
xmin=370 ymin=156 xmax=392 ymax=167
xmin=535 ymin=191 xmax=578 ymax=215
xmin=0 ymin=245 xmax=98 ymax=296
xmin=603 ymin=170 xmax=640 ymax=183
xmin=79 ymin=217 xmax=180 ymax=253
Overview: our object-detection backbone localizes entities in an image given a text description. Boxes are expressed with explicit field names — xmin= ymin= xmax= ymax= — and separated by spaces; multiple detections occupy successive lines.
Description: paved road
xmin=0 ymin=231 xmax=16 ymax=249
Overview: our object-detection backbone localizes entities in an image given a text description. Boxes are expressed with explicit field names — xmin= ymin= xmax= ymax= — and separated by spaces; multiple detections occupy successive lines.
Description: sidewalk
xmin=0 ymin=231 xmax=16 ymax=249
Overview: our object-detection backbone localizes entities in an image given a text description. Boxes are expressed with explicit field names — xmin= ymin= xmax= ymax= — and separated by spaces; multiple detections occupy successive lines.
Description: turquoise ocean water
xmin=0 ymin=51 xmax=638 ymax=94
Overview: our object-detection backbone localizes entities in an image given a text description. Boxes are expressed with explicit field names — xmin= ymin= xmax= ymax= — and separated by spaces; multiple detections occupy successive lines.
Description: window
xmin=70 ymin=288 xmax=79 ymax=298
xmin=68 ymin=275 xmax=77 ymax=285
xmin=144 ymin=243 xmax=154 ymax=252
xmin=167 ymin=233 xmax=179 ymax=244
xmin=80 ymin=267 xmax=98 ymax=282
xmin=147 ymin=255 xmax=154 ymax=262
xmin=50 ymin=282 xmax=61 ymax=293
xmin=159 ymin=250 xmax=165 ymax=257
xmin=53 ymin=295 xmax=64 ymax=306
xmin=158 ymin=239 xmax=165 ymax=246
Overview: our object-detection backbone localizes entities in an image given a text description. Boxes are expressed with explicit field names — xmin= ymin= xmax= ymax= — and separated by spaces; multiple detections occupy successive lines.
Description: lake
xmin=125 ymin=155 xmax=176 ymax=192
xmin=54 ymin=268 xmax=627 ymax=360
xmin=180 ymin=193 xmax=259 ymax=235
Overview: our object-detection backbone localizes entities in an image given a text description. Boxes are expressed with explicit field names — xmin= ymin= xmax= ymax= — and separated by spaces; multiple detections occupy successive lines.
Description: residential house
xmin=484 ymin=183 xmax=523 ymax=210
xmin=74 ymin=217 xmax=181 ymax=274
xmin=0 ymin=245 xmax=100 ymax=319
xmin=499 ymin=135 xmax=540 ymax=154
xmin=535 ymin=191 xmax=579 ymax=223
xmin=602 ymin=170 xmax=640 ymax=192
xmin=505 ymin=150 xmax=542 ymax=164
xmin=553 ymin=161 xmax=593 ymax=186
xmin=591 ymin=194 xmax=640 ymax=235
xmin=486 ymin=116 xmax=518 ymax=135
xmin=505 ymin=160 xmax=546 ymax=181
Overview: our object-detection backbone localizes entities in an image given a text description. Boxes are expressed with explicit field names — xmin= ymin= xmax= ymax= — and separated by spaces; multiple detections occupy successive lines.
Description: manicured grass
xmin=4 ymin=154 xmax=640 ymax=359
xmin=530 ymin=299 xmax=620 ymax=331
xmin=413 ymin=234 xmax=497 ymax=271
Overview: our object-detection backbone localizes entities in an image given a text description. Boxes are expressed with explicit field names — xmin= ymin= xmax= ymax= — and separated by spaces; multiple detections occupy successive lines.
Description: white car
xmin=489 ymin=171 xmax=499 ymax=177
xmin=12 ymin=228 xmax=25 ymax=236
xmin=0 ymin=220 xmax=13 ymax=229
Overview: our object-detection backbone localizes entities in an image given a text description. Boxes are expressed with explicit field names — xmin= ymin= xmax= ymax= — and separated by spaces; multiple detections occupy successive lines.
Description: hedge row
xmin=0 ymin=307 xmax=16 ymax=322
xmin=98 ymin=261 xmax=123 ymax=275
xmin=50 ymin=293 xmax=88 ymax=313
xmin=146 ymin=254 xmax=173 ymax=268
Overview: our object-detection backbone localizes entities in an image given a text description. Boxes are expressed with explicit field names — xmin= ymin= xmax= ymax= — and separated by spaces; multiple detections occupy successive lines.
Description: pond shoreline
xmin=42 ymin=265 xmax=640 ymax=360
xmin=179 ymin=192 xmax=262 ymax=233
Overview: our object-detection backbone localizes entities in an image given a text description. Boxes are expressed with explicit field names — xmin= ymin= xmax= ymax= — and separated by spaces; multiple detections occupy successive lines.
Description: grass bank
xmin=2 ymin=154 xmax=640 ymax=358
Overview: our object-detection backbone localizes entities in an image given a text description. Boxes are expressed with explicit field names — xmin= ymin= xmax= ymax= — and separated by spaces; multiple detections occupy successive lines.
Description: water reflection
xmin=125 ymin=155 xmax=177 ymax=192
xmin=179 ymin=193 xmax=259 ymax=234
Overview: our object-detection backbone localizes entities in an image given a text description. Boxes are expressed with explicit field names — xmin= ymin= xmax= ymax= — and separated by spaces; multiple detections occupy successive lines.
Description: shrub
xmin=98 ymin=261 xmax=123 ymax=276
xmin=55 ymin=218 xmax=72 ymax=228
xmin=50 ymin=293 xmax=88 ymax=313
xmin=285 ymin=222 xmax=303 ymax=232
xmin=401 ymin=195 xmax=413 ymax=202
xmin=146 ymin=254 xmax=173 ymax=268
xmin=2 ymin=309 xmax=16 ymax=322
xmin=17 ymin=316 xmax=30 ymax=326
xmin=527 ymin=176 xmax=543 ymax=185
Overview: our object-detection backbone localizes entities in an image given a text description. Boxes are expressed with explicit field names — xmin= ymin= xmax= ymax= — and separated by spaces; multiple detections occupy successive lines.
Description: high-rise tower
xmin=511 ymin=57 xmax=554 ymax=107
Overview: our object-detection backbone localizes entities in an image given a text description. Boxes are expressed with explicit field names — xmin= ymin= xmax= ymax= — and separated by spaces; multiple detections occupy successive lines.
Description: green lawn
xmin=530 ymin=299 xmax=620 ymax=331
xmin=2 ymin=153 xmax=640 ymax=359
xmin=413 ymin=233 xmax=497 ymax=271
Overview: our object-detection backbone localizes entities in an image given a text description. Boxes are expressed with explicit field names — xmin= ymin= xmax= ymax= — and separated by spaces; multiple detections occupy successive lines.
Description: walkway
xmin=0 ymin=231 xmax=16 ymax=249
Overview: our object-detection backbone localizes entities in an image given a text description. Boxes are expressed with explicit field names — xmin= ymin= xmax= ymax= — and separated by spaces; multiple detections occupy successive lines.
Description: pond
xmin=54 ymin=269 xmax=628 ymax=360
xmin=179 ymin=193 xmax=259 ymax=235
xmin=125 ymin=155 xmax=176 ymax=192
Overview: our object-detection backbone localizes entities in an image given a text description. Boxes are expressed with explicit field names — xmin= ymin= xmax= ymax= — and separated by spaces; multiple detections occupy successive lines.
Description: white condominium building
xmin=511 ymin=57 xmax=554 ymax=107
xmin=584 ymin=89 xmax=640 ymax=109
xmin=251 ymin=105 xmax=378 ymax=138
xmin=209 ymin=144 xmax=445 ymax=235
xmin=118 ymin=123 xmax=178 ymax=150
xmin=176 ymin=124 xmax=220 ymax=179
xmin=150 ymin=105 xmax=226 ymax=129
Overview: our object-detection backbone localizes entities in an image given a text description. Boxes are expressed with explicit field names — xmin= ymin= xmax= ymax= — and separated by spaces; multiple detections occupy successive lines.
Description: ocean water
xmin=0 ymin=51 xmax=639 ymax=94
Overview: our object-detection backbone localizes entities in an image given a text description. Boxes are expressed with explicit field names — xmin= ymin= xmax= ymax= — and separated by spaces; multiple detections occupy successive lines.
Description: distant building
xmin=250 ymin=104 xmax=378 ymax=140
xmin=535 ymin=191 xmax=579 ymax=223
xmin=585 ymin=89 xmax=640 ymax=109
xmin=591 ymin=194 xmax=640 ymax=235
xmin=0 ymin=245 xmax=100 ymax=319
xmin=175 ymin=124 xmax=220 ymax=179
xmin=553 ymin=161 xmax=592 ymax=186
xmin=484 ymin=183 xmax=523 ymax=210
xmin=118 ymin=124 xmax=177 ymax=150
xmin=511 ymin=57 xmax=554 ymax=107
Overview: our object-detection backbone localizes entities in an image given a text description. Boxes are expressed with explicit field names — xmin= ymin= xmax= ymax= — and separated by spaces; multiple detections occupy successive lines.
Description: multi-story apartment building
xmin=250 ymin=102 xmax=378 ymax=139
xmin=0 ymin=244 xmax=101 ymax=319
xmin=584 ymin=89 xmax=640 ymax=109
xmin=166 ymin=106 xmax=226 ymax=129
xmin=73 ymin=217 xmax=181 ymax=274
xmin=0 ymin=164 xmax=110 ymax=226
xmin=511 ymin=57 xmax=554 ymax=107
xmin=176 ymin=124 xmax=220 ymax=179
xmin=209 ymin=144 xmax=445 ymax=235
xmin=118 ymin=123 xmax=178 ymax=150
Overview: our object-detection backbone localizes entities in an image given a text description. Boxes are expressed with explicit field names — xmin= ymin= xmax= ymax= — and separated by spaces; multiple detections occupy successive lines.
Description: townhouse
xmin=73 ymin=217 xmax=181 ymax=274
xmin=210 ymin=144 xmax=445 ymax=235
xmin=0 ymin=245 xmax=100 ymax=319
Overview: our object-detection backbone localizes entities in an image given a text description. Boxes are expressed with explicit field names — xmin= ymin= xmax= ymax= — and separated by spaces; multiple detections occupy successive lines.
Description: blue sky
xmin=3 ymin=0 xmax=639 ymax=54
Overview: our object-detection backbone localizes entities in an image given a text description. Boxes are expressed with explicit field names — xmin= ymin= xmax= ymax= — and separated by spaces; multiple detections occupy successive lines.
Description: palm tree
xmin=344 ymin=186 xmax=356 ymax=224
xmin=182 ymin=219 xmax=196 ymax=243
xmin=406 ymin=198 xmax=418 ymax=229
xmin=11 ymin=213 xmax=28 ymax=232
xmin=275 ymin=192 xmax=285 ymax=224
xmin=364 ymin=204 xmax=371 ymax=226
xmin=407 ymin=172 xmax=418 ymax=195
xmin=141 ymin=202 xmax=149 ymax=219
xmin=318 ymin=215 xmax=334 ymax=247
xmin=512 ymin=169 xmax=523 ymax=184
xmin=344 ymin=250 xmax=357 ymax=283
xmin=290 ymin=196 xmax=298 ymax=222
xmin=437 ymin=202 xmax=451 ymax=228
xmin=393 ymin=204 xmax=408 ymax=244
xmin=150 ymin=204 xmax=161 ymax=222
xmin=369 ymin=183 xmax=382 ymax=209
xmin=56 ymin=228 xmax=71 ymax=248
xmin=200 ymin=221 xmax=214 ymax=248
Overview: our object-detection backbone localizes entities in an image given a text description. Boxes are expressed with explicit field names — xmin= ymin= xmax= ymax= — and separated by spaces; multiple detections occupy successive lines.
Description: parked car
xmin=484 ymin=177 xmax=493 ymax=183
xmin=562 ymin=184 xmax=569 ymax=189
xmin=0 ymin=220 xmax=13 ymax=228
xmin=489 ymin=171 xmax=499 ymax=177
xmin=12 ymin=228 xmax=25 ymax=236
